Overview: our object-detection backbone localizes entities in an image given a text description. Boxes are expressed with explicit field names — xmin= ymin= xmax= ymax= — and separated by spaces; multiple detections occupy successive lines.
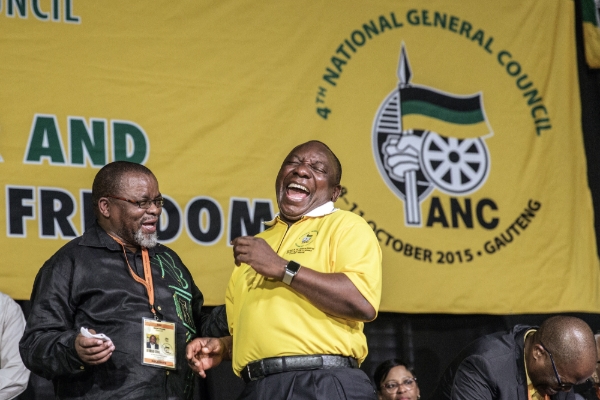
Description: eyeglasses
xmin=538 ymin=340 xmax=574 ymax=391
xmin=381 ymin=377 xmax=417 ymax=393
xmin=107 ymin=195 xmax=164 ymax=209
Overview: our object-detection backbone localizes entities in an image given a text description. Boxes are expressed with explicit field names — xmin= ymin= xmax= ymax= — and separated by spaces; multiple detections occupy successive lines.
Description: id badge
xmin=142 ymin=317 xmax=176 ymax=369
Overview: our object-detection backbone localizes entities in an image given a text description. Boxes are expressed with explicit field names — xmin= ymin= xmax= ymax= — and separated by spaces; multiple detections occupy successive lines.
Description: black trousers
xmin=236 ymin=368 xmax=377 ymax=400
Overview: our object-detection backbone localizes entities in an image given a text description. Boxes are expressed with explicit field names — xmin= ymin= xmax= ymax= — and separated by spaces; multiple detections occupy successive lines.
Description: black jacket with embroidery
xmin=19 ymin=221 xmax=228 ymax=399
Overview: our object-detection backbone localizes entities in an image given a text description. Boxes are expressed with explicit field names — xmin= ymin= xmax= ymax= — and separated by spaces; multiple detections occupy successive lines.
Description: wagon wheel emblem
xmin=421 ymin=131 xmax=489 ymax=195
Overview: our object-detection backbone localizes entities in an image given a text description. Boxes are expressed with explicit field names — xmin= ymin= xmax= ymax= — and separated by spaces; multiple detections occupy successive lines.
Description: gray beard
xmin=135 ymin=229 xmax=158 ymax=248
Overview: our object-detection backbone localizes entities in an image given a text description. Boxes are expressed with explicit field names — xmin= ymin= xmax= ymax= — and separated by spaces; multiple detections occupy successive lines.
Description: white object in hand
xmin=80 ymin=327 xmax=111 ymax=342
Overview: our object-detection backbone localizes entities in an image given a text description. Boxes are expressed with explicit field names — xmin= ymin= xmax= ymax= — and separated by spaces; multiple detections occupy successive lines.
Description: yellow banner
xmin=1 ymin=0 xmax=598 ymax=313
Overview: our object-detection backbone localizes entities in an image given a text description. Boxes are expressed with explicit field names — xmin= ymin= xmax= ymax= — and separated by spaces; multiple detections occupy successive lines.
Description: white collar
xmin=304 ymin=201 xmax=338 ymax=217
xmin=266 ymin=201 xmax=338 ymax=226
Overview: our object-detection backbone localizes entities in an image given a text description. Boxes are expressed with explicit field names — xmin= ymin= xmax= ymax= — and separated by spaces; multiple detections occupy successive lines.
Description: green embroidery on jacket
xmin=152 ymin=253 xmax=196 ymax=338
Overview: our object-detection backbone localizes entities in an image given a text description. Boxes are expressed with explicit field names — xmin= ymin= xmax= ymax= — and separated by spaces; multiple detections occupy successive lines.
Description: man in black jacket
xmin=574 ymin=333 xmax=600 ymax=400
xmin=430 ymin=316 xmax=597 ymax=400
xmin=20 ymin=161 xmax=231 ymax=400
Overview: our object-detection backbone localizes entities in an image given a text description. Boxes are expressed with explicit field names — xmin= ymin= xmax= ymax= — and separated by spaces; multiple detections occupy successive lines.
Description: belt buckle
xmin=245 ymin=362 xmax=259 ymax=382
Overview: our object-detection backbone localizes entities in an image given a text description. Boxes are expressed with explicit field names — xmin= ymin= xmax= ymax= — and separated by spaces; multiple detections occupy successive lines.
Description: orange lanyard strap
xmin=108 ymin=234 xmax=157 ymax=319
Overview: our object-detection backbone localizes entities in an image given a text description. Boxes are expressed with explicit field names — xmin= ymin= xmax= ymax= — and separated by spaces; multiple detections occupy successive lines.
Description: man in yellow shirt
xmin=223 ymin=140 xmax=382 ymax=399
xmin=430 ymin=316 xmax=597 ymax=400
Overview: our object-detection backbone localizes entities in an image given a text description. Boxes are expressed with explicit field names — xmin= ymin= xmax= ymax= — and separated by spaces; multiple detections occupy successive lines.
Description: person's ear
xmin=331 ymin=184 xmax=342 ymax=202
xmin=97 ymin=198 xmax=111 ymax=218
xmin=532 ymin=343 xmax=545 ymax=361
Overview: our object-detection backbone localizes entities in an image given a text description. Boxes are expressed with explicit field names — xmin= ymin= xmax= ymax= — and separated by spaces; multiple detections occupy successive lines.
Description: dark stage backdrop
xmin=16 ymin=310 xmax=600 ymax=400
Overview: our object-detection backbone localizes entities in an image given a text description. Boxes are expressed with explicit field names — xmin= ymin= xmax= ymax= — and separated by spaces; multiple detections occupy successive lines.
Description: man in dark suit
xmin=574 ymin=333 xmax=600 ymax=400
xmin=430 ymin=316 xmax=597 ymax=400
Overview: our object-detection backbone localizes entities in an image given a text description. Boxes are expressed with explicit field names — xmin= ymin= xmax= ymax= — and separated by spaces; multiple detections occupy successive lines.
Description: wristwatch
xmin=282 ymin=260 xmax=301 ymax=285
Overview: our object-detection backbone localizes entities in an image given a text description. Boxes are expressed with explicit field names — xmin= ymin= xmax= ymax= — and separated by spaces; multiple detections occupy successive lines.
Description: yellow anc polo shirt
xmin=226 ymin=202 xmax=382 ymax=376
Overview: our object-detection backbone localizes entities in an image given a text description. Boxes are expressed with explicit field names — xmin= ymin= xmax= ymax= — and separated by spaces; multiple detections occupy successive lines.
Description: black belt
xmin=241 ymin=355 xmax=358 ymax=383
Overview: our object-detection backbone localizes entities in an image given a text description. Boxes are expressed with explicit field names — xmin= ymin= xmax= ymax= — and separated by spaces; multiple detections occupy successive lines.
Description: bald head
xmin=536 ymin=316 xmax=596 ymax=383
xmin=537 ymin=316 xmax=595 ymax=363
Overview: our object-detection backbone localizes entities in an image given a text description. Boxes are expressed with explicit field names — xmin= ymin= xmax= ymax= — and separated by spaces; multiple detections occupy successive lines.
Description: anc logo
xmin=373 ymin=44 xmax=493 ymax=227
xmin=295 ymin=230 xmax=318 ymax=247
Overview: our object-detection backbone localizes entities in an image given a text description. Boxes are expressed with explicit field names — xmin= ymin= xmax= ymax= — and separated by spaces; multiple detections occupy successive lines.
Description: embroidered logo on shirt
xmin=294 ymin=230 xmax=318 ymax=248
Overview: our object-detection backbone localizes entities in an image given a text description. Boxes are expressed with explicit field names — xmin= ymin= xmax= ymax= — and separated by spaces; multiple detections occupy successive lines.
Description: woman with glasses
xmin=373 ymin=359 xmax=421 ymax=400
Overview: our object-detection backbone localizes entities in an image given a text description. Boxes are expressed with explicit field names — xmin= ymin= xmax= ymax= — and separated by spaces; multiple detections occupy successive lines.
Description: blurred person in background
xmin=0 ymin=291 xmax=30 ymax=399
xmin=430 ymin=316 xmax=596 ymax=400
xmin=374 ymin=359 xmax=420 ymax=400
xmin=574 ymin=333 xmax=600 ymax=400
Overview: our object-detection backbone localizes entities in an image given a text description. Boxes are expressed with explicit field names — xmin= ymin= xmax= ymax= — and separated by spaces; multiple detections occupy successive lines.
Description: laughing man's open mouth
xmin=286 ymin=183 xmax=309 ymax=200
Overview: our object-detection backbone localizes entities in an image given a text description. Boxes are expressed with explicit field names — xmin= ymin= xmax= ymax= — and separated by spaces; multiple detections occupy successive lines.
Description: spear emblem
xmin=397 ymin=44 xmax=421 ymax=225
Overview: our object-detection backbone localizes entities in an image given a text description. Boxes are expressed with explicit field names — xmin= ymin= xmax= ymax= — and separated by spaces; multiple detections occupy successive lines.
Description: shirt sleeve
xmin=198 ymin=304 xmax=229 ymax=338
xmin=333 ymin=215 xmax=382 ymax=315
xmin=0 ymin=294 xmax=30 ymax=399
xmin=19 ymin=258 xmax=87 ymax=380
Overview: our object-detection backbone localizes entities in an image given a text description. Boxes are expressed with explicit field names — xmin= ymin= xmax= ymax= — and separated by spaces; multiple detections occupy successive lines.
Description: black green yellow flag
xmin=399 ymin=86 xmax=490 ymax=139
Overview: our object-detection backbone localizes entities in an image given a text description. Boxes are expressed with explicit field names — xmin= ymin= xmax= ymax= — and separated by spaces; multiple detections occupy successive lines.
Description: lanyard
xmin=108 ymin=234 xmax=159 ymax=320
